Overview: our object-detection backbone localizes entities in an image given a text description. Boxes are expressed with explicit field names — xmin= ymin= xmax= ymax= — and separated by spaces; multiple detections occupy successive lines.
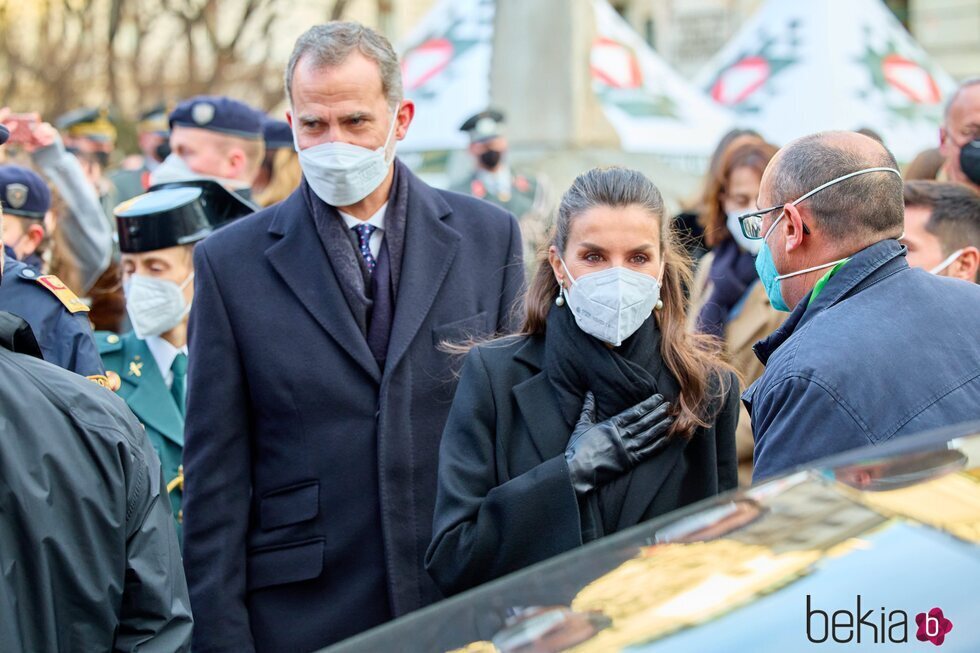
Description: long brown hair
xmin=701 ymin=136 xmax=777 ymax=248
xmin=523 ymin=167 xmax=734 ymax=438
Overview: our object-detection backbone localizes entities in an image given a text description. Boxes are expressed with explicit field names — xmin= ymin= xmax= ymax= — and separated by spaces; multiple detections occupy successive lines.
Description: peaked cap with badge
xmin=56 ymin=106 xmax=117 ymax=144
xmin=0 ymin=165 xmax=51 ymax=220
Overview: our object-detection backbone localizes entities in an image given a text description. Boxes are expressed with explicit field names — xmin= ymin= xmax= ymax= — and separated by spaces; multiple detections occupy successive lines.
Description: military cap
xmin=169 ymin=96 xmax=263 ymax=140
xmin=56 ymin=107 xmax=117 ymax=143
xmin=114 ymin=186 xmax=212 ymax=253
xmin=0 ymin=165 xmax=51 ymax=219
xmin=459 ymin=108 xmax=506 ymax=143
xmin=138 ymin=103 xmax=170 ymax=135
xmin=262 ymin=118 xmax=293 ymax=150
xmin=149 ymin=178 xmax=257 ymax=230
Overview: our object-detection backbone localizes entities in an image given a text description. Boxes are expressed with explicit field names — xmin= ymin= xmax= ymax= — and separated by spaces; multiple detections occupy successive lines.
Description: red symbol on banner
xmin=401 ymin=38 xmax=454 ymax=91
xmin=711 ymin=56 xmax=771 ymax=106
xmin=882 ymin=54 xmax=940 ymax=104
xmin=590 ymin=37 xmax=642 ymax=89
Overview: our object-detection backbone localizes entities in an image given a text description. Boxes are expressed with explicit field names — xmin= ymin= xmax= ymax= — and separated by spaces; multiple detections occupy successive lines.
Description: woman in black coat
xmin=425 ymin=167 xmax=740 ymax=596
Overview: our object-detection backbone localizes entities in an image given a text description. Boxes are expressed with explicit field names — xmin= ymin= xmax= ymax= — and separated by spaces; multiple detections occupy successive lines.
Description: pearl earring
xmin=655 ymin=299 xmax=664 ymax=311
xmin=555 ymin=288 xmax=565 ymax=307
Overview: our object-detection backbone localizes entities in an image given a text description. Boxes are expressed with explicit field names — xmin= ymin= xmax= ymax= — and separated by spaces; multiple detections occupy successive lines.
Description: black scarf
xmin=543 ymin=302 xmax=678 ymax=538
xmin=696 ymin=238 xmax=758 ymax=337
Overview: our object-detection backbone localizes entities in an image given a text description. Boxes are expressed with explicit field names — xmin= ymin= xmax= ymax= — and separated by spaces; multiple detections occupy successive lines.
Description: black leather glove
xmin=564 ymin=391 xmax=673 ymax=496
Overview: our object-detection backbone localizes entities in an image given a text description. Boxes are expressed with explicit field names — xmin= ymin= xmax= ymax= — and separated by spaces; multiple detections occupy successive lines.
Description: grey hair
xmin=554 ymin=167 xmax=666 ymax=254
xmin=945 ymin=76 xmax=980 ymax=122
xmin=768 ymin=132 xmax=903 ymax=241
xmin=285 ymin=22 xmax=403 ymax=107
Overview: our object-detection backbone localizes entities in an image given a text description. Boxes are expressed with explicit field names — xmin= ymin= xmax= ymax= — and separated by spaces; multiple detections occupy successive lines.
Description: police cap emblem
xmin=5 ymin=183 xmax=28 ymax=209
xmin=191 ymin=102 xmax=216 ymax=126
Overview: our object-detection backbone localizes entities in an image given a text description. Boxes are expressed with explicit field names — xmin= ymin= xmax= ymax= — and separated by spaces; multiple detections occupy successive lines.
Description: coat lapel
xmin=121 ymin=335 xmax=184 ymax=446
xmin=265 ymin=190 xmax=381 ymax=383
xmin=511 ymin=338 xmax=573 ymax=461
xmin=384 ymin=171 xmax=460 ymax=375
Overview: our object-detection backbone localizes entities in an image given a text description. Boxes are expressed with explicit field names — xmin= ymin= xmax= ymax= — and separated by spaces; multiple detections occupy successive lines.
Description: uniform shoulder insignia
xmin=34 ymin=275 xmax=90 ymax=314
xmin=87 ymin=372 xmax=121 ymax=392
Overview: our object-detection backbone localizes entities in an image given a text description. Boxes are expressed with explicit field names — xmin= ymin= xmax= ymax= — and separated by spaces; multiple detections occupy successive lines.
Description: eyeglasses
xmin=737 ymin=205 xmax=811 ymax=240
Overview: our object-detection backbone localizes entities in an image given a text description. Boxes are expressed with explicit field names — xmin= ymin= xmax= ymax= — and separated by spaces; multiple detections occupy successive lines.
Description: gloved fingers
xmin=632 ymin=417 xmax=674 ymax=459
xmin=613 ymin=393 xmax=665 ymax=426
xmin=575 ymin=391 xmax=597 ymax=430
xmin=625 ymin=400 xmax=672 ymax=436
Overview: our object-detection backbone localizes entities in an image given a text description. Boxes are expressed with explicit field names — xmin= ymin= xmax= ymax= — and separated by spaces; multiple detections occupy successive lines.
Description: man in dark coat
xmin=741 ymin=131 xmax=980 ymax=481
xmin=181 ymin=22 xmax=524 ymax=652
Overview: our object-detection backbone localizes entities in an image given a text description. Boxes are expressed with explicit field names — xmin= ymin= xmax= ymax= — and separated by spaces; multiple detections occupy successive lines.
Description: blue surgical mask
xmin=754 ymin=166 xmax=901 ymax=311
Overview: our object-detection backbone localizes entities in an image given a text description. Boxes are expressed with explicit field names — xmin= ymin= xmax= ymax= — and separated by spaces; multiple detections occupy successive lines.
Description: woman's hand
xmin=564 ymin=391 xmax=673 ymax=496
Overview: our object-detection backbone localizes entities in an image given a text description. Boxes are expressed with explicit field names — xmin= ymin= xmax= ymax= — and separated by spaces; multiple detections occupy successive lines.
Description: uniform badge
xmin=128 ymin=359 xmax=143 ymax=377
xmin=191 ymin=102 xmax=216 ymax=126
xmin=87 ymin=372 xmax=121 ymax=392
xmin=6 ymin=183 xmax=29 ymax=209
xmin=35 ymin=275 xmax=90 ymax=314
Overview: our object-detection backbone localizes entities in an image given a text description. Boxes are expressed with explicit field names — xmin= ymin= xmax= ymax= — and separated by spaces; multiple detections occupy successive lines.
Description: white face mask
xmin=295 ymin=106 xmax=399 ymax=207
xmin=125 ymin=272 xmax=194 ymax=339
xmin=149 ymin=153 xmax=248 ymax=190
xmin=726 ymin=210 xmax=762 ymax=254
xmin=559 ymin=258 xmax=663 ymax=347
xmin=929 ymin=249 xmax=964 ymax=275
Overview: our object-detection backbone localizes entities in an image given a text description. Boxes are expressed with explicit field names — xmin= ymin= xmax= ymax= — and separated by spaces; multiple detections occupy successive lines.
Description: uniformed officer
xmin=451 ymin=108 xmax=553 ymax=268
xmin=97 ymin=182 xmax=254 ymax=536
xmin=0 ymin=165 xmax=108 ymax=380
xmin=0 ymin=164 xmax=50 ymax=270
xmin=56 ymin=106 xmax=120 ymax=218
xmin=111 ymin=103 xmax=171 ymax=203
xmin=152 ymin=95 xmax=265 ymax=201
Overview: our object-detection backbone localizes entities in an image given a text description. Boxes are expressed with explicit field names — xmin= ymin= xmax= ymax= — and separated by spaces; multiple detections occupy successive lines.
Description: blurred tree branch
xmin=0 ymin=0 xmax=354 ymax=127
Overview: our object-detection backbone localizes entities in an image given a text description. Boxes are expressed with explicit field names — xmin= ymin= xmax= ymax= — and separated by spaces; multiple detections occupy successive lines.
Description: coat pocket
xmin=260 ymin=480 xmax=319 ymax=531
xmin=247 ymin=538 xmax=324 ymax=591
xmin=432 ymin=311 xmax=490 ymax=347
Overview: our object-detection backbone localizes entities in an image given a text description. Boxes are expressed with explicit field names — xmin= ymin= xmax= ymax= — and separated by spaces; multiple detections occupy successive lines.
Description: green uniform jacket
xmin=96 ymin=331 xmax=184 ymax=538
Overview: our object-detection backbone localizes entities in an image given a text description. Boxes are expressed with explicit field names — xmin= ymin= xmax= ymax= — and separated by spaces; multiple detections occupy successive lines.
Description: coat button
xmin=107 ymin=334 xmax=120 ymax=344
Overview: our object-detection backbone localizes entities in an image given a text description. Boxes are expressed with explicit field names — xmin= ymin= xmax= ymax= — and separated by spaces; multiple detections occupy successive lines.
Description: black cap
xmin=262 ymin=119 xmax=293 ymax=150
xmin=459 ymin=108 xmax=505 ymax=143
xmin=0 ymin=165 xmax=52 ymax=219
xmin=115 ymin=187 xmax=212 ymax=253
xmin=148 ymin=179 xmax=257 ymax=230
xmin=0 ymin=124 xmax=9 ymax=145
xmin=169 ymin=96 xmax=263 ymax=140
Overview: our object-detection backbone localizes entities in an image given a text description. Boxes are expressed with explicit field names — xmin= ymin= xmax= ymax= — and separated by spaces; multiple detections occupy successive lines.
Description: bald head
xmin=940 ymin=78 xmax=980 ymax=189
xmin=763 ymin=131 xmax=903 ymax=242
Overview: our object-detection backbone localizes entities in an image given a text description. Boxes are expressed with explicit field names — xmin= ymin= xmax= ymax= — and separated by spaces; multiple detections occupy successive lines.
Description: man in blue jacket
xmin=736 ymin=131 xmax=980 ymax=481
xmin=181 ymin=22 xmax=524 ymax=652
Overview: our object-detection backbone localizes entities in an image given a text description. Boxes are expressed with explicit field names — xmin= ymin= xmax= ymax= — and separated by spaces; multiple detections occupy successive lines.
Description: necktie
xmin=171 ymin=352 xmax=188 ymax=417
xmin=353 ymin=223 xmax=378 ymax=274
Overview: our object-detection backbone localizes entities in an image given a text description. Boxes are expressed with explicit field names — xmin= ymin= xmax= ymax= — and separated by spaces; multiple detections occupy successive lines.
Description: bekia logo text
xmin=806 ymin=595 xmax=953 ymax=646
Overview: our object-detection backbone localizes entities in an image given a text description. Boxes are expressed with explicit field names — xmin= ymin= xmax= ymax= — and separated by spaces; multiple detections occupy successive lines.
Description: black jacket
xmin=182 ymin=167 xmax=524 ymax=652
xmin=426 ymin=334 xmax=739 ymax=595
xmin=0 ymin=312 xmax=191 ymax=651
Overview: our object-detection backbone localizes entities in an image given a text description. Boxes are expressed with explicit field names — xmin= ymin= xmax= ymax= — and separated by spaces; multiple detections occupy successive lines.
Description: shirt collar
xmin=339 ymin=202 xmax=388 ymax=232
xmin=145 ymin=335 xmax=187 ymax=374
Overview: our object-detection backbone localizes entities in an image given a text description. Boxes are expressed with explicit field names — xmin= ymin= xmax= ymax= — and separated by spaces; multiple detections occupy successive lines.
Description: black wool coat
xmin=426 ymin=333 xmax=739 ymax=596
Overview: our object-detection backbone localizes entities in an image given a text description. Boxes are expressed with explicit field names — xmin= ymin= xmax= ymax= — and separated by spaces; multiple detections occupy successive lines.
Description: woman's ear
xmin=548 ymin=245 xmax=564 ymax=288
